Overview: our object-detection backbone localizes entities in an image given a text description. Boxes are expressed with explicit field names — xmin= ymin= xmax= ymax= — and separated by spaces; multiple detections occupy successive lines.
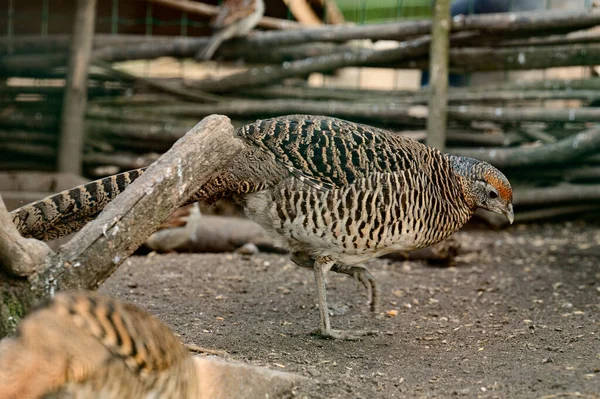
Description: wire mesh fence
xmin=0 ymin=0 xmax=595 ymax=89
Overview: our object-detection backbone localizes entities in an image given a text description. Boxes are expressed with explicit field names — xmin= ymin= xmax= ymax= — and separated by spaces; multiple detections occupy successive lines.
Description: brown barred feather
xmin=10 ymin=169 xmax=146 ymax=241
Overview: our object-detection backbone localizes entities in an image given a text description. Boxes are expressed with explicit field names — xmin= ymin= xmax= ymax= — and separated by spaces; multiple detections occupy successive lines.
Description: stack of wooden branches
xmin=1 ymin=9 xmax=600 ymax=223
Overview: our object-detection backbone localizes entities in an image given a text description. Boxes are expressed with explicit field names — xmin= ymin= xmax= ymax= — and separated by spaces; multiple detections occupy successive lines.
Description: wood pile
xmin=1 ymin=9 xmax=600 ymax=224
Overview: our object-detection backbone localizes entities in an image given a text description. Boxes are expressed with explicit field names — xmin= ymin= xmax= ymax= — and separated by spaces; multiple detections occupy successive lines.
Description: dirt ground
xmin=100 ymin=221 xmax=600 ymax=398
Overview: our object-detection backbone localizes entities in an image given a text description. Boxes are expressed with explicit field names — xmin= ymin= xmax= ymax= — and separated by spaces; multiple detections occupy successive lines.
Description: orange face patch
xmin=485 ymin=171 xmax=513 ymax=202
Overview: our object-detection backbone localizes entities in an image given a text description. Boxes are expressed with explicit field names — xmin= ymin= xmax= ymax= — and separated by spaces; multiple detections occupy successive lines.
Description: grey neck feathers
xmin=444 ymin=154 xmax=485 ymax=182
xmin=443 ymin=153 xmax=483 ymax=209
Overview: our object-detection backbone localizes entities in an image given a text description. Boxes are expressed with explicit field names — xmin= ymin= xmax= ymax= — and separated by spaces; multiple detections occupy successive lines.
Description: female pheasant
xmin=12 ymin=115 xmax=514 ymax=340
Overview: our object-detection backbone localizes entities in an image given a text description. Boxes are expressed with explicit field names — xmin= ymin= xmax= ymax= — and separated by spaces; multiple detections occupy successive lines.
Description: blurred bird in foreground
xmin=195 ymin=0 xmax=265 ymax=61
xmin=0 ymin=291 xmax=199 ymax=399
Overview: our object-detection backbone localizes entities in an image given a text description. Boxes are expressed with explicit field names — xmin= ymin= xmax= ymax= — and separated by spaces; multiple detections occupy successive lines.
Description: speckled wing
xmin=212 ymin=0 xmax=258 ymax=29
xmin=237 ymin=114 xmax=426 ymax=190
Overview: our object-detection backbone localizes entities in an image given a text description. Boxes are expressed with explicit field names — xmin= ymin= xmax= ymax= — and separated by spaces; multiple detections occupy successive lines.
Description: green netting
xmin=337 ymin=0 xmax=432 ymax=22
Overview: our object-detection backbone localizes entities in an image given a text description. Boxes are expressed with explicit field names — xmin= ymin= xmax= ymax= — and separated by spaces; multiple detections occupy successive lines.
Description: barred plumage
xmin=11 ymin=169 xmax=144 ymax=241
xmin=10 ymin=114 xmax=514 ymax=339
xmin=0 ymin=291 xmax=199 ymax=399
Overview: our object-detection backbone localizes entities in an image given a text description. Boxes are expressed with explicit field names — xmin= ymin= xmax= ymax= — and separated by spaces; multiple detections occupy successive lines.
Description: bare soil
xmin=100 ymin=221 xmax=600 ymax=398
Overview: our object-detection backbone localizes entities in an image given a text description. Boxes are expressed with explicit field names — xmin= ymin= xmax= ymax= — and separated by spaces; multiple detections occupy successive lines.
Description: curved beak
xmin=505 ymin=204 xmax=514 ymax=225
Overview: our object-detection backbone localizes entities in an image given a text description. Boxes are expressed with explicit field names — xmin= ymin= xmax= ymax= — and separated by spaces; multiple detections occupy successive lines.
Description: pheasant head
xmin=447 ymin=155 xmax=514 ymax=224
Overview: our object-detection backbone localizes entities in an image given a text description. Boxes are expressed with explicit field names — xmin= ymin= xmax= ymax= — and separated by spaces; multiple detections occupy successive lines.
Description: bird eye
xmin=488 ymin=190 xmax=499 ymax=199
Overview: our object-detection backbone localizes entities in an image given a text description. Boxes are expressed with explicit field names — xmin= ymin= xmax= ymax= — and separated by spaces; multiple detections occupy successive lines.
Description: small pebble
xmin=237 ymin=242 xmax=259 ymax=256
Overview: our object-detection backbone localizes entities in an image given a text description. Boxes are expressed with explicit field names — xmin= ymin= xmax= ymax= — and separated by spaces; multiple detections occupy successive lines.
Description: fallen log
xmin=246 ymin=78 xmax=600 ymax=99
xmin=0 ymin=142 xmax=56 ymax=158
xmin=395 ymin=43 xmax=600 ymax=72
xmin=94 ymin=99 xmax=600 ymax=127
xmin=143 ymin=212 xmax=477 ymax=267
xmin=0 ymin=130 xmax=56 ymax=144
xmin=83 ymin=152 xmax=161 ymax=170
xmin=145 ymin=214 xmax=275 ymax=253
xmin=4 ymin=10 xmax=600 ymax=73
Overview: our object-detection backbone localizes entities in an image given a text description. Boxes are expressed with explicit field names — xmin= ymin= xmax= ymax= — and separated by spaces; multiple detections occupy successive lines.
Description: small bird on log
xmin=195 ymin=0 xmax=265 ymax=61
xmin=12 ymin=115 xmax=514 ymax=340
xmin=0 ymin=291 xmax=200 ymax=399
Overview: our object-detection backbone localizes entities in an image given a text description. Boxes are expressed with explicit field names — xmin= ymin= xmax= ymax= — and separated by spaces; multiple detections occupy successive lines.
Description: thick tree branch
xmin=31 ymin=115 xmax=243 ymax=295
xmin=450 ymin=126 xmax=600 ymax=168
xmin=0 ymin=115 xmax=244 ymax=337
xmin=0 ymin=195 xmax=54 ymax=278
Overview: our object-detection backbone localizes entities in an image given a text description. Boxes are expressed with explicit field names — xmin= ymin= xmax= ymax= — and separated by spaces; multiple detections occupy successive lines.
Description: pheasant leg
xmin=330 ymin=264 xmax=380 ymax=313
xmin=291 ymin=253 xmax=379 ymax=312
xmin=310 ymin=258 xmax=378 ymax=340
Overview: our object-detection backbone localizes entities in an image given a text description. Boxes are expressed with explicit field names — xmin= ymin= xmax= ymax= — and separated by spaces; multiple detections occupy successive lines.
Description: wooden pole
xmin=426 ymin=0 xmax=450 ymax=151
xmin=57 ymin=0 xmax=97 ymax=175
